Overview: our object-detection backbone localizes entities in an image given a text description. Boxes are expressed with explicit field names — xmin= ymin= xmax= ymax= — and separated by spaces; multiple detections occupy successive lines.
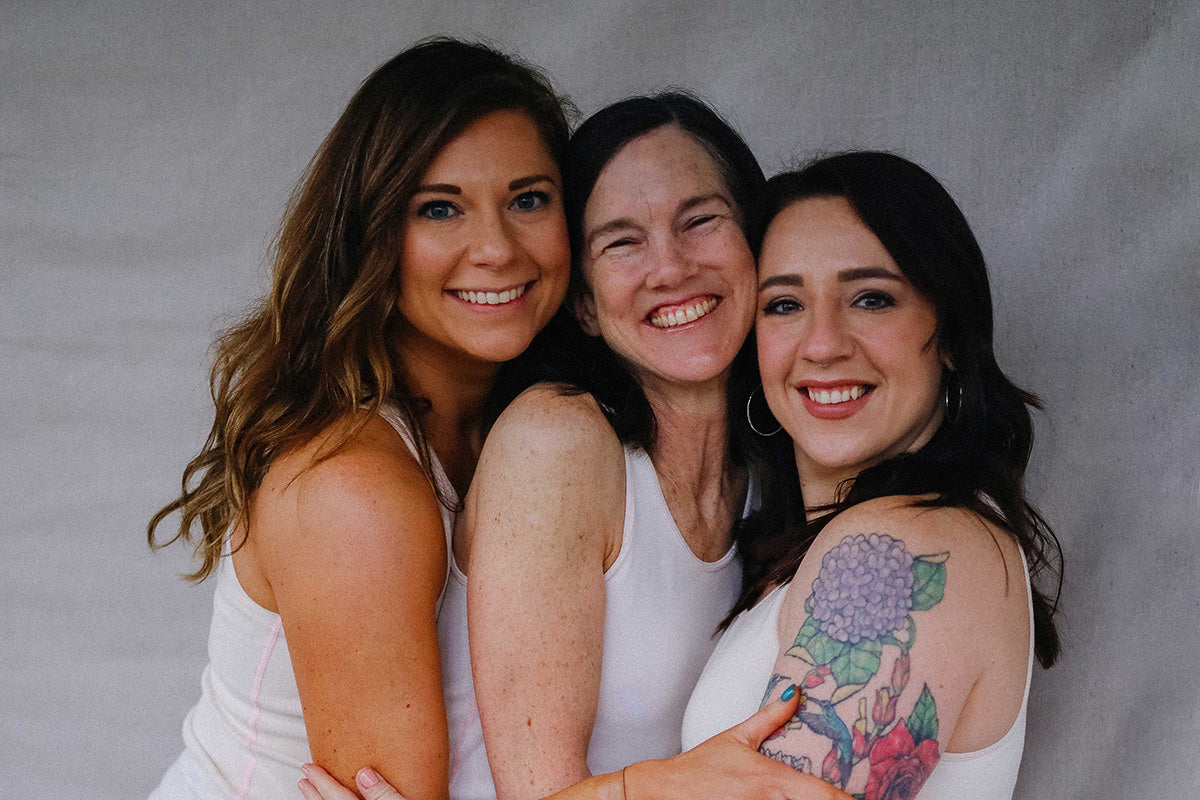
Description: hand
xmin=298 ymin=765 xmax=407 ymax=800
xmin=632 ymin=687 xmax=852 ymax=800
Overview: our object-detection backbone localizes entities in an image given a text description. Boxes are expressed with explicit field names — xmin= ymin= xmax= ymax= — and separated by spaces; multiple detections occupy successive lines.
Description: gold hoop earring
xmin=746 ymin=384 xmax=782 ymax=437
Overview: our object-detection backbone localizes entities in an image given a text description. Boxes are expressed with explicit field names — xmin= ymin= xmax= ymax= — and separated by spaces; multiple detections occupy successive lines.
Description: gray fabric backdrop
xmin=2 ymin=2 xmax=1197 ymax=797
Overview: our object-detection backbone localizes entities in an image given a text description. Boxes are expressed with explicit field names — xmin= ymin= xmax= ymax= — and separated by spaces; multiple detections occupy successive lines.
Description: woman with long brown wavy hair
xmin=147 ymin=39 xmax=571 ymax=800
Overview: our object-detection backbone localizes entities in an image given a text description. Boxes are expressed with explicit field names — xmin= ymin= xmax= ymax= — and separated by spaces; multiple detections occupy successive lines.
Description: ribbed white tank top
xmin=439 ymin=446 xmax=744 ymax=800
xmin=681 ymin=547 xmax=1034 ymax=800
xmin=149 ymin=404 xmax=455 ymax=799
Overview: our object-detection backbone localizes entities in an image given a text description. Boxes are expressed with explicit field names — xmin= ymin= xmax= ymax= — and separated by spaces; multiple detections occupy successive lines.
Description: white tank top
xmin=149 ymin=404 xmax=455 ymax=799
xmin=439 ymin=446 xmax=745 ymax=800
xmin=681 ymin=547 xmax=1034 ymax=800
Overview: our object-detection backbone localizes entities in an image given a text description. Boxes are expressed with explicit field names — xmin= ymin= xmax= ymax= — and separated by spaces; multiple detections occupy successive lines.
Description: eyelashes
xmin=415 ymin=190 xmax=554 ymax=221
xmin=760 ymin=290 xmax=898 ymax=316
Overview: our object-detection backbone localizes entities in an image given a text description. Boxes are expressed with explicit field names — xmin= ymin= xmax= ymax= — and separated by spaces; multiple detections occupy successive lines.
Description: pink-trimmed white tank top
xmin=437 ymin=446 xmax=745 ymax=800
xmin=681 ymin=548 xmax=1034 ymax=800
xmin=149 ymin=404 xmax=455 ymax=799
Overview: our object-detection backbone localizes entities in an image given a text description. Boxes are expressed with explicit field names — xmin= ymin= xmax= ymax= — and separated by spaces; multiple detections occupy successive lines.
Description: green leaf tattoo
xmin=829 ymin=639 xmax=882 ymax=688
xmin=907 ymin=684 xmax=939 ymax=745
xmin=761 ymin=533 xmax=949 ymax=793
xmin=910 ymin=553 xmax=949 ymax=611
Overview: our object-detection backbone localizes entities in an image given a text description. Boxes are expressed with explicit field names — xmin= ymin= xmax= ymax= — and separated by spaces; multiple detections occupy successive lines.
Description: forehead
xmin=584 ymin=126 xmax=727 ymax=224
xmin=759 ymin=196 xmax=898 ymax=278
xmin=421 ymin=109 xmax=556 ymax=179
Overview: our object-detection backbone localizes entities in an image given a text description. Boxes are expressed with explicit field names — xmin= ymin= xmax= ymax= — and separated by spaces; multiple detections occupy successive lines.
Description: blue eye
xmin=418 ymin=200 xmax=459 ymax=221
xmin=853 ymin=291 xmax=895 ymax=310
xmin=763 ymin=297 xmax=801 ymax=315
xmin=511 ymin=190 xmax=549 ymax=212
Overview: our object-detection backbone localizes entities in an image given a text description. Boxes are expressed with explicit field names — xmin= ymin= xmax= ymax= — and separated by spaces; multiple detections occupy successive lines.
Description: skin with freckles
xmin=231 ymin=109 xmax=569 ymax=799
xmin=397 ymin=109 xmax=570 ymax=373
xmin=576 ymin=126 xmax=757 ymax=397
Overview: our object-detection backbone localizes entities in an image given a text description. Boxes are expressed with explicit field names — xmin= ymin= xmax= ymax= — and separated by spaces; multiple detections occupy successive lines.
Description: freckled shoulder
xmin=481 ymin=383 xmax=626 ymax=474
xmin=462 ymin=384 xmax=627 ymax=568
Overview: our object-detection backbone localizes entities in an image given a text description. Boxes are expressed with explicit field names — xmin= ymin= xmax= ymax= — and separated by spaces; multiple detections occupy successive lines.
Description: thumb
xmin=357 ymin=768 xmax=409 ymax=800
xmin=729 ymin=683 xmax=802 ymax=747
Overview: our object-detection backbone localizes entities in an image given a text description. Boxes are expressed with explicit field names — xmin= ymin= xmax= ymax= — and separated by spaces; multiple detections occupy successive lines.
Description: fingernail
xmin=358 ymin=768 xmax=380 ymax=788
xmin=781 ymin=684 xmax=796 ymax=701
xmin=301 ymin=765 xmax=311 ymax=778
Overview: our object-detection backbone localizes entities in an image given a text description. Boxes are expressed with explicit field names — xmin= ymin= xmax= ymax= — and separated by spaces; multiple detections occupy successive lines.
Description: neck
xmin=795 ymin=453 xmax=857 ymax=522
xmin=394 ymin=339 xmax=498 ymax=498
xmin=644 ymin=375 xmax=736 ymax=503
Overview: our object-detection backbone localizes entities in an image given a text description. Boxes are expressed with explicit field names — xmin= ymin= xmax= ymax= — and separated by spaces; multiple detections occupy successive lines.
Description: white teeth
xmin=455 ymin=285 xmax=526 ymax=305
xmin=649 ymin=297 xmax=718 ymax=328
xmin=806 ymin=385 xmax=867 ymax=404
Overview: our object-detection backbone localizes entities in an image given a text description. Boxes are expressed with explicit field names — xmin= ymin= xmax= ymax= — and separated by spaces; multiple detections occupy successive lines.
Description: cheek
xmin=755 ymin=324 xmax=795 ymax=389
xmin=399 ymin=235 xmax=451 ymax=291
xmin=523 ymin=217 xmax=570 ymax=272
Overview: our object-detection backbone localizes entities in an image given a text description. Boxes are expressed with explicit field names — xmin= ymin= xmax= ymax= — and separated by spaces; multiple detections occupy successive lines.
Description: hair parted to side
xmin=487 ymin=92 xmax=765 ymax=455
xmin=729 ymin=151 xmax=1063 ymax=668
xmin=148 ymin=38 xmax=572 ymax=582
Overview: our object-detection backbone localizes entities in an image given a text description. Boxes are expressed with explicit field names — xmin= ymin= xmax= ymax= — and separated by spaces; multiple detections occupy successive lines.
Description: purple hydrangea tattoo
xmin=811 ymin=533 xmax=914 ymax=643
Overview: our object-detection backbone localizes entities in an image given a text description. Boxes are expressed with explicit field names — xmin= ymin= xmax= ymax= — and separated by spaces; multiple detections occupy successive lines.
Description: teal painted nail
xmin=781 ymin=684 xmax=796 ymax=701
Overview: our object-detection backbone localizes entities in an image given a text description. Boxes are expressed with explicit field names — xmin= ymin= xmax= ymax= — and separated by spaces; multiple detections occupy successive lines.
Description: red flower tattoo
xmin=864 ymin=721 xmax=940 ymax=800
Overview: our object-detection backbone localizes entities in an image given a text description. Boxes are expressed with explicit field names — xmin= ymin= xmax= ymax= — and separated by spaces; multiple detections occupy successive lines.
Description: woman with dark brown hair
xmin=147 ymin=39 xmax=571 ymax=799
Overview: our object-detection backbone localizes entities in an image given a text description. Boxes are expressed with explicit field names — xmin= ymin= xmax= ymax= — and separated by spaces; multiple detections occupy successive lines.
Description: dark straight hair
xmin=487 ymin=92 xmax=765 ymax=456
xmin=729 ymin=151 xmax=1063 ymax=668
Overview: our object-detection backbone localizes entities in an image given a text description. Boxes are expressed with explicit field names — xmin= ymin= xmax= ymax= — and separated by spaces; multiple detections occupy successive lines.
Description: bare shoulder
xmin=803 ymin=497 xmax=1023 ymax=610
xmin=760 ymin=496 xmax=1031 ymax=791
xmin=250 ymin=412 xmax=446 ymax=592
xmin=474 ymin=384 xmax=625 ymax=498
xmin=485 ymin=384 xmax=624 ymax=460
xmin=463 ymin=384 xmax=625 ymax=571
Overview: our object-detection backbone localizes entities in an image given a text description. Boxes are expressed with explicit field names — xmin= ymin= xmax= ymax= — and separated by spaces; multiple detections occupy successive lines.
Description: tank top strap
xmin=374 ymin=401 xmax=457 ymax=613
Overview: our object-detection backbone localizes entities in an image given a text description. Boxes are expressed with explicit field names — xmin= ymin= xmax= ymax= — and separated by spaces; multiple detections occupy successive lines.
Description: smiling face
xmin=396 ymin=109 xmax=569 ymax=370
xmin=577 ymin=125 xmax=757 ymax=394
xmin=756 ymin=196 xmax=946 ymax=496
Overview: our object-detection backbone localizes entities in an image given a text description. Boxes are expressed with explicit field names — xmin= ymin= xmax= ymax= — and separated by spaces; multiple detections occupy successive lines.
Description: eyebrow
xmin=509 ymin=174 xmax=557 ymax=191
xmin=679 ymin=192 xmax=732 ymax=215
xmin=585 ymin=193 xmax=733 ymax=250
xmin=758 ymin=266 xmax=904 ymax=290
xmin=413 ymin=174 xmax=558 ymax=196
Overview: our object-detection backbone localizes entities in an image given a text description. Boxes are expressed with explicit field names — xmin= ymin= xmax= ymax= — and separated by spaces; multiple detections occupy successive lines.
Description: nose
xmin=466 ymin=209 xmax=517 ymax=269
xmin=644 ymin=236 xmax=698 ymax=289
xmin=800 ymin=303 xmax=853 ymax=366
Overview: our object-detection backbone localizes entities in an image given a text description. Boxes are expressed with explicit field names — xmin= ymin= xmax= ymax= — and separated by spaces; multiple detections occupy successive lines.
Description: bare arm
xmin=300 ymin=691 xmax=854 ymax=800
xmin=465 ymin=388 xmax=625 ymax=799
xmin=253 ymin=416 xmax=450 ymax=800
xmin=754 ymin=498 xmax=1030 ymax=796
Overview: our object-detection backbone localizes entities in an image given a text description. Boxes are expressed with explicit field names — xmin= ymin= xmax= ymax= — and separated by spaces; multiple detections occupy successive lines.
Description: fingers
xmin=299 ymin=765 xmax=359 ymax=800
xmin=355 ymin=768 xmax=410 ymax=800
xmin=729 ymin=683 xmax=802 ymax=747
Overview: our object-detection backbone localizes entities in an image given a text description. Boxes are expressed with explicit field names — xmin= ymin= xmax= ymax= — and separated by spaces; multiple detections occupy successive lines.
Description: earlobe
xmin=573 ymin=293 xmax=601 ymax=337
xmin=938 ymin=343 xmax=954 ymax=371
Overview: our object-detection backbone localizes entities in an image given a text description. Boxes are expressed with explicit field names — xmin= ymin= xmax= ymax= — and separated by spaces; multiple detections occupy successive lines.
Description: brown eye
xmin=763 ymin=297 xmax=802 ymax=315
xmin=853 ymin=291 xmax=895 ymax=310
xmin=511 ymin=191 xmax=549 ymax=212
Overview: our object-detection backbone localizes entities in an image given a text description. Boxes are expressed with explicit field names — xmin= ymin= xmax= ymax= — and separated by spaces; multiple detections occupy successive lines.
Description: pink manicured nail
xmin=301 ymin=765 xmax=312 ymax=778
xmin=358 ymin=768 xmax=381 ymax=788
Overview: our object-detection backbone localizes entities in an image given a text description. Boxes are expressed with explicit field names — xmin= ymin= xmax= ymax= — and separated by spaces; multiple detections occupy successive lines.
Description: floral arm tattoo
xmin=759 ymin=533 xmax=948 ymax=800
